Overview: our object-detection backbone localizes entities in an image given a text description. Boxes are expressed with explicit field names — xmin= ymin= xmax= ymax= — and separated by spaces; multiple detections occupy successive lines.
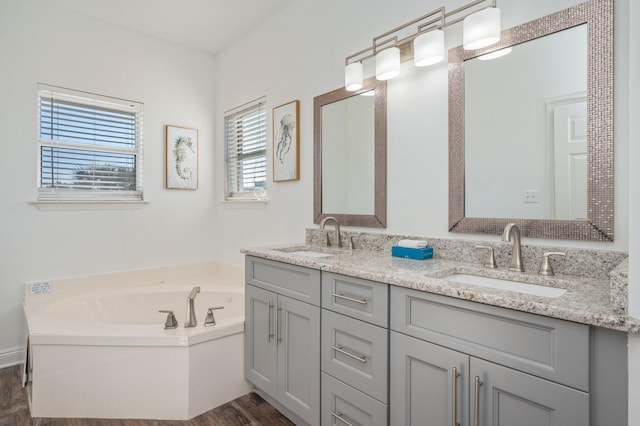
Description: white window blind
xmin=37 ymin=84 xmax=144 ymax=202
xmin=224 ymin=97 xmax=267 ymax=200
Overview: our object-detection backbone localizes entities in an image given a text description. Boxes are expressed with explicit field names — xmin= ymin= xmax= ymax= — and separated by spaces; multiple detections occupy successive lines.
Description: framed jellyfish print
xmin=273 ymin=100 xmax=300 ymax=182
xmin=166 ymin=125 xmax=198 ymax=190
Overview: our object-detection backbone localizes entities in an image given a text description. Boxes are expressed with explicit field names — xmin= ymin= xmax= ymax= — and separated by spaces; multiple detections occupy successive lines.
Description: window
xmin=224 ymin=97 xmax=267 ymax=200
xmin=37 ymin=84 xmax=144 ymax=202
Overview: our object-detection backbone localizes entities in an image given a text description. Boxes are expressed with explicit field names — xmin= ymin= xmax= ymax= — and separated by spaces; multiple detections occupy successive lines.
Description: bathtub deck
xmin=0 ymin=365 xmax=293 ymax=426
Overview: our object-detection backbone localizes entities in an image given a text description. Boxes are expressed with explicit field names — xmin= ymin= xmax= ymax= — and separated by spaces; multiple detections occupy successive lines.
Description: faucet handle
xmin=475 ymin=245 xmax=497 ymax=269
xmin=159 ymin=310 xmax=178 ymax=329
xmin=204 ymin=306 xmax=224 ymax=327
xmin=538 ymin=252 xmax=566 ymax=276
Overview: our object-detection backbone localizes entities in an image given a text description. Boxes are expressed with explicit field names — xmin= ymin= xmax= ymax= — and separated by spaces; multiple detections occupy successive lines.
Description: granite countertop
xmin=243 ymin=244 xmax=640 ymax=334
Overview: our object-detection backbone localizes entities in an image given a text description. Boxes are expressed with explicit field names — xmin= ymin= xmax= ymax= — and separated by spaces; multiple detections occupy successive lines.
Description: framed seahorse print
xmin=166 ymin=125 xmax=198 ymax=190
xmin=273 ymin=100 xmax=300 ymax=182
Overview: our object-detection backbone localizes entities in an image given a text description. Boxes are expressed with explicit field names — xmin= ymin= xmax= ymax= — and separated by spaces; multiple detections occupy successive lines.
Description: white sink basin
xmin=282 ymin=250 xmax=335 ymax=258
xmin=443 ymin=273 xmax=567 ymax=298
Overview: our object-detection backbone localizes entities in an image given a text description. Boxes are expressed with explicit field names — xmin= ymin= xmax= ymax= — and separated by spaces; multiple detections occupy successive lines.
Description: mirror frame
xmin=448 ymin=0 xmax=614 ymax=241
xmin=314 ymin=77 xmax=387 ymax=227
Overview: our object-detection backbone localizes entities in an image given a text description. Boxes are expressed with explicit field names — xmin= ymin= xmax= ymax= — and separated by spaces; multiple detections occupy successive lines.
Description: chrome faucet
xmin=184 ymin=286 xmax=201 ymax=328
xmin=501 ymin=223 xmax=524 ymax=272
xmin=320 ymin=216 xmax=341 ymax=247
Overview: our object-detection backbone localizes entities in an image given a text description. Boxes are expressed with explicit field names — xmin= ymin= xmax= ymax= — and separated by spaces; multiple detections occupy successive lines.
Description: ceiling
xmin=44 ymin=0 xmax=294 ymax=54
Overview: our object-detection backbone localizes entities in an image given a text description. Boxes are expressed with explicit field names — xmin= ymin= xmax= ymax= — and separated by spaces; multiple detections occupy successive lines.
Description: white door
xmin=553 ymin=99 xmax=587 ymax=220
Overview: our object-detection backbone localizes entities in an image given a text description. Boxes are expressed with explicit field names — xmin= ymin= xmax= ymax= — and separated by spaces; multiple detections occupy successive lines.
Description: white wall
xmin=0 ymin=0 xmax=217 ymax=363
xmin=214 ymin=0 xmax=629 ymax=268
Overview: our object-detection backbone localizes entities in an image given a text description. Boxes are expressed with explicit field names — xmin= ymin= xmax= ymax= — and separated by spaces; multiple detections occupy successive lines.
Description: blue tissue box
xmin=392 ymin=246 xmax=433 ymax=260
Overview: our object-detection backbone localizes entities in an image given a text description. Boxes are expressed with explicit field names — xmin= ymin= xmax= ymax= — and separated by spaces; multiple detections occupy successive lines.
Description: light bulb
xmin=463 ymin=7 xmax=501 ymax=50
xmin=375 ymin=47 xmax=400 ymax=80
xmin=414 ymin=29 xmax=445 ymax=67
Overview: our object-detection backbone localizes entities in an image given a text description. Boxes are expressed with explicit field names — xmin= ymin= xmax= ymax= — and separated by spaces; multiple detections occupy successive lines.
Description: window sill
xmin=221 ymin=198 xmax=269 ymax=208
xmin=29 ymin=200 xmax=149 ymax=211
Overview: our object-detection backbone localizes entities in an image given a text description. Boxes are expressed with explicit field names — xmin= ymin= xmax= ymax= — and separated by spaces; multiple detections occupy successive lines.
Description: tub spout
xmin=185 ymin=286 xmax=201 ymax=328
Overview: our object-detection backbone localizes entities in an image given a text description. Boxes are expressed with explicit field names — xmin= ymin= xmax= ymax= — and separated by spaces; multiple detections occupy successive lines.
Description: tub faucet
xmin=501 ymin=223 xmax=524 ymax=272
xmin=320 ymin=216 xmax=341 ymax=247
xmin=185 ymin=286 xmax=201 ymax=328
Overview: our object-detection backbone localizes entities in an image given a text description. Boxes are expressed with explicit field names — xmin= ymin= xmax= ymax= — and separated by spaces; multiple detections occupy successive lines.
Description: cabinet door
xmin=470 ymin=358 xmax=589 ymax=426
xmin=278 ymin=294 xmax=321 ymax=425
xmin=390 ymin=331 xmax=469 ymax=426
xmin=244 ymin=284 xmax=277 ymax=395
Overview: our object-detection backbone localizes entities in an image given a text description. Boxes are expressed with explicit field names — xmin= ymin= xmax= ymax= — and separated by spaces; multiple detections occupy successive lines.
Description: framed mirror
xmin=314 ymin=77 xmax=387 ymax=227
xmin=449 ymin=0 xmax=613 ymax=241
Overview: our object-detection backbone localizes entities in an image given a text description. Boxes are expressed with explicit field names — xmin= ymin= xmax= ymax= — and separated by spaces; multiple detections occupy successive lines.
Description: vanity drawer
xmin=321 ymin=372 xmax=388 ymax=426
xmin=245 ymin=256 xmax=320 ymax=306
xmin=390 ymin=286 xmax=590 ymax=391
xmin=321 ymin=272 xmax=388 ymax=327
xmin=322 ymin=309 xmax=388 ymax=403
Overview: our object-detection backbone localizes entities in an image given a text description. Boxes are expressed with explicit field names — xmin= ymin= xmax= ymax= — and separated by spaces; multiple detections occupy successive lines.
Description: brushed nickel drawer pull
xmin=452 ymin=367 xmax=460 ymax=426
xmin=331 ymin=411 xmax=355 ymax=426
xmin=267 ymin=300 xmax=274 ymax=342
xmin=332 ymin=293 xmax=368 ymax=305
xmin=474 ymin=375 xmax=483 ymax=426
xmin=331 ymin=345 xmax=367 ymax=364
xmin=276 ymin=304 xmax=283 ymax=343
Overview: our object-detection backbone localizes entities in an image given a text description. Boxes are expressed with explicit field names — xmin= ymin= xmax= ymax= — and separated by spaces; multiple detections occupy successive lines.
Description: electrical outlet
xmin=523 ymin=190 xmax=539 ymax=203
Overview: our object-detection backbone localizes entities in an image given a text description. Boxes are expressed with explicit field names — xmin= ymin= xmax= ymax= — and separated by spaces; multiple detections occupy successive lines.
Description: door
xmin=552 ymin=99 xmax=587 ymax=220
xmin=244 ymin=284 xmax=277 ymax=395
xmin=277 ymin=294 xmax=321 ymax=425
xmin=470 ymin=357 xmax=589 ymax=426
xmin=390 ymin=331 xmax=469 ymax=426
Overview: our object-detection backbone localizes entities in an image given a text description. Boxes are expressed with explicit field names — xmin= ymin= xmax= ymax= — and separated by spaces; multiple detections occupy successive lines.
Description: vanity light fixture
xmin=463 ymin=6 xmax=501 ymax=50
xmin=345 ymin=62 xmax=364 ymax=91
xmin=344 ymin=0 xmax=500 ymax=91
xmin=376 ymin=47 xmax=401 ymax=80
xmin=414 ymin=29 xmax=445 ymax=67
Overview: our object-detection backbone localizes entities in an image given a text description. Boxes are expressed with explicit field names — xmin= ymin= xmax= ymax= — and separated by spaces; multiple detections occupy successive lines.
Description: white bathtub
xmin=22 ymin=261 xmax=251 ymax=420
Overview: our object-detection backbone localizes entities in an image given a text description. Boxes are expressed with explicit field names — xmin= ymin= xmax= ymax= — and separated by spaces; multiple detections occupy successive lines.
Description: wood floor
xmin=0 ymin=365 xmax=294 ymax=426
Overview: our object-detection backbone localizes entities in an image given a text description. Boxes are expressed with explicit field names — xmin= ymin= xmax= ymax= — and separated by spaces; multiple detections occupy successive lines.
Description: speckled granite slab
xmin=610 ymin=258 xmax=629 ymax=313
xmin=244 ymin=232 xmax=636 ymax=334
xmin=306 ymin=229 xmax=627 ymax=280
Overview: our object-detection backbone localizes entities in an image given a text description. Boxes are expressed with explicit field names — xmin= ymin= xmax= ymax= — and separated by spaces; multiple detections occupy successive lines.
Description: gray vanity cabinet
xmin=244 ymin=257 xmax=321 ymax=426
xmin=320 ymin=272 xmax=389 ymax=426
xmin=390 ymin=286 xmax=590 ymax=426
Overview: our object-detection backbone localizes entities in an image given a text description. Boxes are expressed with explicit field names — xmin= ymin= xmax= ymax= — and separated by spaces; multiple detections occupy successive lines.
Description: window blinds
xmin=224 ymin=98 xmax=267 ymax=200
xmin=37 ymin=84 xmax=144 ymax=201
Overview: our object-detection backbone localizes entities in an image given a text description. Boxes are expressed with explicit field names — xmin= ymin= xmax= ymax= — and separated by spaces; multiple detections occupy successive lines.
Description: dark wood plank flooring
xmin=0 ymin=366 xmax=294 ymax=426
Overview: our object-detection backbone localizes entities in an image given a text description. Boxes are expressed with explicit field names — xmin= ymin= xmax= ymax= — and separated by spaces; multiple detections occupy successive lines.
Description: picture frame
xmin=273 ymin=100 xmax=300 ymax=182
xmin=166 ymin=125 xmax=198 ymax=190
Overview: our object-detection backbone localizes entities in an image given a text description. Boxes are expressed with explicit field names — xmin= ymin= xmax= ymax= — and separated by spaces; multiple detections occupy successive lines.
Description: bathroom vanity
xmin=243 ymin=231 xmax=632 ymax=426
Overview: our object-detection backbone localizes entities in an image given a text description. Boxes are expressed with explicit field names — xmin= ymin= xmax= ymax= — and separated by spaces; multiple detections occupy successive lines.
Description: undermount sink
xmin=286 ymin=250 xmax=335 ymax=258
xmin=273 ymin=247 xmax=336 ymax=258
xmin=442 ymin=273 xmax=567 ymax=298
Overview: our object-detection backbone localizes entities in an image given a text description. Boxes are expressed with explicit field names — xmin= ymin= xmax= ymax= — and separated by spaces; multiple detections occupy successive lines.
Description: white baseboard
xmin=0 ymin=346 xmax=26 ymax=369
